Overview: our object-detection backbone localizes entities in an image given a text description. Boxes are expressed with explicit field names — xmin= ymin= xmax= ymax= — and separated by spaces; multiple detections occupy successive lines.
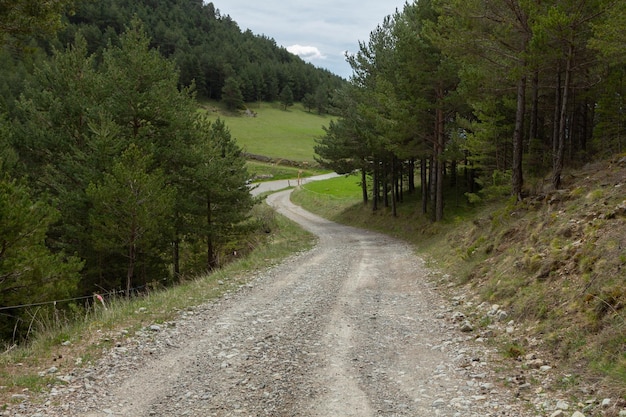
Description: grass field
xmin=294 ymin=175 xmax=363 ymax=218
xmin=200 ymin=101 xmax=333 ymax=164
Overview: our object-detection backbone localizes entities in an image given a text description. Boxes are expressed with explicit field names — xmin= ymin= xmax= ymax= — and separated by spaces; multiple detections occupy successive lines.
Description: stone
xmin=432 ymin=398 xmax=446 ymax=408
xmin=556 ymin=400 xmax=570 ymax=410
xmin=460 ymin=321 xmax=474 ymax=332
xmin=525 ymin=359 xmax=544 ymax=369
xmin=451 ymin=311 xmax=466 ymax=322
xmin=496 ymin=310 xmax=508 ymax=321
xmin=570 ymin=412 xmax=585 ymax=417
xmin=56 ymin=375 xmax=73 ymax=383
xmin=550 ymin=411 xmax=564 ymax=417
xmin=601 ymin=398 xmax=611 ymax=408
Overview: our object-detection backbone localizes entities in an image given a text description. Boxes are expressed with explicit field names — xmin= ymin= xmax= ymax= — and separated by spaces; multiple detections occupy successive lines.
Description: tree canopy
xmin=54 ymin=0 xmax=345 ymax=104
xmin=318 ymin=0 xmax=626 ymax=220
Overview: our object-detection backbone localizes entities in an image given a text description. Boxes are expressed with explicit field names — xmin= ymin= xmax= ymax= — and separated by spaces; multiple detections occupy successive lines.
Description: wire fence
xmin=0 ymin=285 xmax=149 ymax=312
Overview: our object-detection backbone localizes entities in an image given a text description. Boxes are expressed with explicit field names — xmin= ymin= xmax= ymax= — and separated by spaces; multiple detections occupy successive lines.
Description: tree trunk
xmin=372 ymin=162 xmax=379 ymax=212
xmin=421 ymin=158 xmax=428 ymax=215
xmin=435 ymin=158 xmax=444 ymax=222
xmin=207 ymin=194 xmax=217 ymax=270
xmin=552 ymin=69 xmax=561 ymax=163
xmin=391 ymin=157 xmax=397 ymax=217
xmin=383 ymin=161 xmax=389 ymax=208
xmin=126 ymin=242 xmax=135 ymax=298
xmin=529 ymin=70 xmax=539 ymax=146
xmin=429 ymin=153 xmax=437 ymax=222
xmin=408 ymin=158 xmax=415 ymax=193
xmin=434 ymin=98 xmax=445 ymax=222
xmin=552 ymin=42 xmax=574 ymax=190
xmin=173 ymin=238 xmax=180 ymax=279
xmin=512 ymin=74 xmax=526 ymax=201
xmin=397 ymin=159 xmax=403 ymax=203
xmin=361 ymin=168 xmax=368 ymax=204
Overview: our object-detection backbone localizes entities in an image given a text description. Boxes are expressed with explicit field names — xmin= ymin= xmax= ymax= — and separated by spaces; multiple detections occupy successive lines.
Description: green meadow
xmin=200 ymin=101 xmax=334 ymax=164
xmin=293 ymin=175 xmax=363 ymax=218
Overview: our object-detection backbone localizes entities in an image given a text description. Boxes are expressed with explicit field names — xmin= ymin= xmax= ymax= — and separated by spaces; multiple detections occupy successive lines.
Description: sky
xmin=215 ymin=1 xmax=409 ymax=79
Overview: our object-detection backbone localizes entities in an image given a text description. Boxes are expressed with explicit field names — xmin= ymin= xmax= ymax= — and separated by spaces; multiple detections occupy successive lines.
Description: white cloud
xmin=286 ymin=44 xmax=326 ymax=61
xmin=220 ymin=1 xmax=407 ymax=78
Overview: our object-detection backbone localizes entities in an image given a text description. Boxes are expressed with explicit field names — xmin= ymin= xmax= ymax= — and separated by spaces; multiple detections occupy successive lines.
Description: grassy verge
xmin=0 ymin=202 xmax=315 ymax=405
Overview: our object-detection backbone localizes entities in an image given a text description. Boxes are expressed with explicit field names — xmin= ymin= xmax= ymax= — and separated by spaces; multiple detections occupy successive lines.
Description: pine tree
xmin=0 ymin=177 xmax=82 ymax=339
xmin=187 ymin=117 xmax=254 ymax=270
xmin=279 ymin=85 xmax=294 ymax=110
xmin=221 ymin=76 xmax=245 ymax=111
xmin=87 ymin=145 xmax=174 ymax=296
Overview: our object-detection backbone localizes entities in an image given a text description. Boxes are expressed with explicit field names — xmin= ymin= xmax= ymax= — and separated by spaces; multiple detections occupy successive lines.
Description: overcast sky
xmin=216 ymin=2 xmax=409 ymax=79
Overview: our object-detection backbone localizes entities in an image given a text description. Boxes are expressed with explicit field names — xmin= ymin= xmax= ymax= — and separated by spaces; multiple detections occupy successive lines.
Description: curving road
xmin=249 ymin=172 xmax=339 ymax=196
xmin=27 ymin=185 xmax=532 ymax=416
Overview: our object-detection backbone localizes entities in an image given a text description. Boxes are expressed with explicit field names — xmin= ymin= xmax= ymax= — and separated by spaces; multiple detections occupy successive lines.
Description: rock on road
xmin=11 ymin=186 xmax=535 ymax=417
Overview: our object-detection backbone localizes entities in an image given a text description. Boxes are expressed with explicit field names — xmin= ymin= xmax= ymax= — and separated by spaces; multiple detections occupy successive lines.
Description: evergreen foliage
xmin=318 ymin=0 xmax=626 ymax=220
xmin=86 ymin=144 xmax=175 ymax=297
xmin=0 ymin=177 xmax=83 ymax=339
xmin=54 ymin=0 xmax=345 ymax=105
xmin=0 ymin=0 xmax=74 ymax=42
xmin=0 ymin=20 xmax=258 ymax=341
xmin=279 ymin=85 xmax=294 ymax=110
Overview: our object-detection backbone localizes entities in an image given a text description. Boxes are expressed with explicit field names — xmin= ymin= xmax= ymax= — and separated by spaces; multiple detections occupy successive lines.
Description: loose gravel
xmin=5 ymin=189 xmax=540 ymax=417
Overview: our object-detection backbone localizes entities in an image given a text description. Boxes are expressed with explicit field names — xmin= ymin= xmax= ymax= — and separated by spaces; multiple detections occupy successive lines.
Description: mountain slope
xmin=57 ymin=0 xmax=344 ymax=101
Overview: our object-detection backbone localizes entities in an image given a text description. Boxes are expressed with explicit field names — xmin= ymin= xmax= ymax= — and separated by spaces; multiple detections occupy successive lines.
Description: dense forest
xmin=59 ymin=0 xmax=345 ymax=104
xmin=316 ymin=0 xmax=626 ymax=221
xmin=0 ymin=0 xmax=342 ymax=342
xmin=0 ymin=0 xmax=344 ymax=111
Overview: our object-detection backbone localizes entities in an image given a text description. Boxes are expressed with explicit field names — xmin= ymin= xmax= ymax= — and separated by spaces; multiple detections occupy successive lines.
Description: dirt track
xmin=10 ymin=188 xmax=535 ymax=416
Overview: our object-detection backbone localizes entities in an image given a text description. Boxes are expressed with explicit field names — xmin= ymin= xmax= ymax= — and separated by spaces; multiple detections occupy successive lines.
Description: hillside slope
xmin=291 ymin=155 xmax=626 ymax=409
xmin=426 ymin=156 xmax=626 ymax=401
xmin=57 ymin=0 xmax=344 ymax=101
xmin=394 ymin=156 xmax=626 ymax=406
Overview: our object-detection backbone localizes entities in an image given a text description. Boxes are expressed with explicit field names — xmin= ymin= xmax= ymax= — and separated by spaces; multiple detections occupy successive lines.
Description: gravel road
xmin=8 ymin=188 xmax=538 ymax=417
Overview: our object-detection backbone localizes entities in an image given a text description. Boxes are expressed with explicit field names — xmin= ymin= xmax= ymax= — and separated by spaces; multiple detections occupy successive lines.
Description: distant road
xmin=249 ymin=172 xmax=339 ymax=196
